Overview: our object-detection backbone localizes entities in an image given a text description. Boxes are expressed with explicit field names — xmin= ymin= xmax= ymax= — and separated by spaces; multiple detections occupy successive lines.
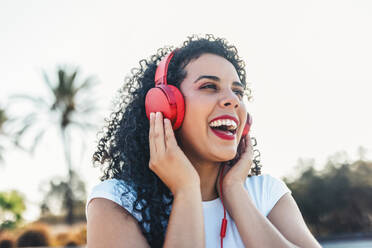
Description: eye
xmin=233 ymin=89 xmax=245 ymax=98
xmin=200 ymin=83 xmax=217 ymax=90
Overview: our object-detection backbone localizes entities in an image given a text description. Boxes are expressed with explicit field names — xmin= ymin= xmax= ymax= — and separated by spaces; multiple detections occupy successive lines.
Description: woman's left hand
xmin=216 ymin=134 xmax=254 ymax=196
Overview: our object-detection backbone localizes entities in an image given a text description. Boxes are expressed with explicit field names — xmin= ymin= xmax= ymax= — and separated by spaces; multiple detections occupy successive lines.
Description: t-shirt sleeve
xmin=263 ymin=174 xmax=292 ymax=216
xmin=85 ymin=179 xmax=141 ymax=222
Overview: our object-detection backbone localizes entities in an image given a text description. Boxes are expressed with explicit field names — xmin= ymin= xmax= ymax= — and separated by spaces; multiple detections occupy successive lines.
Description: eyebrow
xmin=193 ymin=75 xmax=244 ymax=88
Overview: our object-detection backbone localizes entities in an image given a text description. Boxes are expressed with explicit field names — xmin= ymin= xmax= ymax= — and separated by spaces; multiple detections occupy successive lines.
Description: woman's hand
xmin=149 ymin=112 xmax=200 ymax=196
xmin=216 ymin=134 xmax=254 ymax=197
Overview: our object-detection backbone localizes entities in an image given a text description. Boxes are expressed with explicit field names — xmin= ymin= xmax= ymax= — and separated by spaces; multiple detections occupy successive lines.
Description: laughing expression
xmin=176 ymin=53 xmax=248 ymax=163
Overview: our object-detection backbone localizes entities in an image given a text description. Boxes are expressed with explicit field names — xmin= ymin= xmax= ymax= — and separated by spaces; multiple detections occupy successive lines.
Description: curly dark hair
xmin=93 ymin=34 xmax=262 ymax=247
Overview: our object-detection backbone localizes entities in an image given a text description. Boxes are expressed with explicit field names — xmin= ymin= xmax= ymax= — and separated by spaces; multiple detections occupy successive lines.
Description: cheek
xmin=177 ymin=96 xmax=209 ymax=140
xmin=182 ymin=102 xmax=203 ymax=134
xmin=182 ymin=94 xmax=214 ymax=129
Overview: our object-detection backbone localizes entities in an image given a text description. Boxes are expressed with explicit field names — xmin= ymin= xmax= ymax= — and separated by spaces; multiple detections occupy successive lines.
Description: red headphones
xmin=145 ymin=50 xmax=252 ymax=136
xmin=145 ymin=50 xmax=185 ymax=130
xmin=145 ymin=50 xmax=252 ymax=247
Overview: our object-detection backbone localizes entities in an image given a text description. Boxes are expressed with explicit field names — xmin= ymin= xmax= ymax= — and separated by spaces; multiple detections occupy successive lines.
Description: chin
xmin=212 ymin=149 xmax=237 ymax=162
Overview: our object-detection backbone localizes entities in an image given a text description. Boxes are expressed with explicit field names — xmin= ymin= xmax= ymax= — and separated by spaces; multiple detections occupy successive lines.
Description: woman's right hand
xmin=149 ymin=112 xmax=200 ymax=196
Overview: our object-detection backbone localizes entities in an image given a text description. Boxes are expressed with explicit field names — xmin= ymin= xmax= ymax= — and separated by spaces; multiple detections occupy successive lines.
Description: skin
xmin=87 ymin=53 xmax=322 ymax=248
xmin=174 ymin=53 xmax=248 ymax=201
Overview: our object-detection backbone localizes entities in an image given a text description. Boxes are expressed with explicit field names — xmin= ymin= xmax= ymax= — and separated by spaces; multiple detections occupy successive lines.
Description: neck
xmin=189 ymin=157 xmax=222 ymax=202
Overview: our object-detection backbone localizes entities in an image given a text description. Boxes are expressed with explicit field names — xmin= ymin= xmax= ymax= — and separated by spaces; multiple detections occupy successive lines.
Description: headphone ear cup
xmin=167 ymin=85 xmax=185 ymax=130
xmin=145 ymin=87 xmax=176 ymax=123
xmin=145 ymin=85 xmax=185 ymax=130
xmin=242 ymin=113 xmax=252 ymax=137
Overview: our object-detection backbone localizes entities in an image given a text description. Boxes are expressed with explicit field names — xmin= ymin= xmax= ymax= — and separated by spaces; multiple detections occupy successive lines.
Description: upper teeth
xmin=209 ymin=119 xmax=237 ymax=130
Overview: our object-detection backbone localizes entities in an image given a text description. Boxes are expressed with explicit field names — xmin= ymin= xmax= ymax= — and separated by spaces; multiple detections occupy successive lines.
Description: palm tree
xmin=13 ymin=65 xmax=99 ymax=224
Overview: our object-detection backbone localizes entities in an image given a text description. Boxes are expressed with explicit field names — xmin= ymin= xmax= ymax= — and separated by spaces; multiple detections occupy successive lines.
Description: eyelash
xmin=200 ymin=84 xmax=244 ymax=98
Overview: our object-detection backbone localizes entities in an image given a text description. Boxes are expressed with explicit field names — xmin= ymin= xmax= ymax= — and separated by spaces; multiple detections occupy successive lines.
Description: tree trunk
xmin=61 ymin=129 xmax=74 ymax=225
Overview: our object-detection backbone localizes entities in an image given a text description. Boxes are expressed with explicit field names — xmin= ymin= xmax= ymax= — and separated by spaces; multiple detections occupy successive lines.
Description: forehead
xmin=183 ymin=53 xmax=240 ymax=81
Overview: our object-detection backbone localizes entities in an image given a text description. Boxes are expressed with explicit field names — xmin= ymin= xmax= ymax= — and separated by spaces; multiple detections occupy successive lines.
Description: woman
xmin=86 ymin=35 xmax=321 ymax=247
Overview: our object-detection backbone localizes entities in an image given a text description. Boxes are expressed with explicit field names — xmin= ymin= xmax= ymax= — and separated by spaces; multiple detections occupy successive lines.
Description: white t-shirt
xmin=86 ymin=174 xmax=291 ymax=247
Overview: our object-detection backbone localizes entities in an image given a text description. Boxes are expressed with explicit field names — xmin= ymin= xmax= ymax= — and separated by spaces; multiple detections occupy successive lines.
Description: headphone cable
xmin=219 ymin=164 xmax=227 ymax=248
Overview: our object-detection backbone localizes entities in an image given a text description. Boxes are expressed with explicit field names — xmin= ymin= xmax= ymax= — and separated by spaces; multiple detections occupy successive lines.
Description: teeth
xmin=209 ymin=119 xmax=237 ymax=130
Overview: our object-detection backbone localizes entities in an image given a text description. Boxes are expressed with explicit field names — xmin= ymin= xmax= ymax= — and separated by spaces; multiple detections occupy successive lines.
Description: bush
xmin=16 ymin=224 xmax=51 ymax=247
xmin=54 ymin=224 xmax=86 ymax=246
xmin=0 ymin=238 xmax=15 ymax=248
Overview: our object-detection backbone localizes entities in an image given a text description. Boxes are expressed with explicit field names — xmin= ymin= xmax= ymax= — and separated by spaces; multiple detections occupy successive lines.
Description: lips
xmin=209 ymin=114 xmax=239 ymax=141
xmin=209 ymin=115 xmax=239 ymax=126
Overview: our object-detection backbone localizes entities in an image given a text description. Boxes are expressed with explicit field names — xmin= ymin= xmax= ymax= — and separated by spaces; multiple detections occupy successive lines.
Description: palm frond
xmin=29 ymin=129 xmax=47 ymax=154
xmin=76 ymin=102 xmax=98 ymax=114
xmin=42 ymin=70 xmax=55 ymax=95
xmin=74 ymin=76 xmax=97 ymax=95
xmin=10 ymin=94 xmax=50 ymax=108
xmin=70 ymin=121 xmax=97 ymax=130
xmin=68 ymin=69 xmax=79 ymax=92
xmin=57 ymin=68 xmax=66 ymax=90
xmin=14 ymin=113 xmax=38 ymax=138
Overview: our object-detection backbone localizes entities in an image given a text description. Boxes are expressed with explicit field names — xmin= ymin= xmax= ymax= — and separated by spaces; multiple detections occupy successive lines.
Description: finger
xmin=238 ymin=136 xmax=247 ymax=155
xmin=240 ymin=136 xmax=252 ymax=158
xmin=154 ymin=112 xmax=165 ymax=154
xmin=243 ymin=136 xmax=249 ymax=152
xmin=244 ymin=135 xmax=254 ymax=159
xmin=242 ymin=136 xmax=247 ymax=151
xmin=246 ymin=134 xmax=251 ymax=145
xmin=164 ymin=118 xmax=177 ymax=149
xmin=247 ymin=135 xmax=253 ymax=153
xmin=149 ymin=112 xmax=156 ymax=156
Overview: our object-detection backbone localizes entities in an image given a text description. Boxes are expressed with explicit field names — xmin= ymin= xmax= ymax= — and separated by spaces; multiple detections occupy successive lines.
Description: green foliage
xmin=0 ymin=190 xmax=26 ymax=230
xmin=0 ymin=108 xmax=7 ymax=131
xmin=0 ymin=107 xmax=8 ymax=163
xmin=284 ymin=156 xmax=372 ymax=236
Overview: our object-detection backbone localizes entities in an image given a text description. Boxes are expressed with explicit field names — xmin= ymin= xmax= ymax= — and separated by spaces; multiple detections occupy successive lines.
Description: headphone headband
xmin=154 ymin=50 xmax=176 ymax=86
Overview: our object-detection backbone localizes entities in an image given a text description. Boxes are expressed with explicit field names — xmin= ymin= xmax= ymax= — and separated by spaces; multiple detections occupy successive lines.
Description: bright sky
xmin=1 ymin=0 xmax=371 ymax=221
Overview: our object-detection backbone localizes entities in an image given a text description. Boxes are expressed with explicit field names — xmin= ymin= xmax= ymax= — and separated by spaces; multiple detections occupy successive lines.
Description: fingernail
xmin=156 ymin=112 xmax=161 ymax=117
xmin=150 ymin=112 xmax=155 ymax=119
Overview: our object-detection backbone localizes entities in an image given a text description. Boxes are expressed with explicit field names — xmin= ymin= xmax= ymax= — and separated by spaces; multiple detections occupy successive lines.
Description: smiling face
xmin=176 ymin=53 xmax=248 ymax=164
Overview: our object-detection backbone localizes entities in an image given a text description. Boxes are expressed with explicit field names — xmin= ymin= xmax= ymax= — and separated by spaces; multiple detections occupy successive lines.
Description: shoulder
xmin=88 ymin=178 xmax=135 ymax=200
xmin=245 ymin=173 xmax=289 ymax=192
xmin=86 ymin=178 xmax=140 ymax=221
xmin=244 ymin=174 xmax=292 ymax=216
xmin=87 ymin=197 xmax=150 ymax=247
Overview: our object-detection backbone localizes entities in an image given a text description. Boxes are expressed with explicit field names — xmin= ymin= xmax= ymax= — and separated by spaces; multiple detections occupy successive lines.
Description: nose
xmin=219 ymin=89 xmax=240 ymax=109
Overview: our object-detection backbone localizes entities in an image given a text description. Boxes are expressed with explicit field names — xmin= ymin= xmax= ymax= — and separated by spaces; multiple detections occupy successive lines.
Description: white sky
xmin=0 ymin=0 xmax=371 ymax=221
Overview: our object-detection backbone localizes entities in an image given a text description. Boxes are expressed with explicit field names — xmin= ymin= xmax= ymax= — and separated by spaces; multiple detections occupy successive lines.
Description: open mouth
xmin=209 ymin=125 xmax=237 ymax=135
xmin=209 ymin=119 xmax=238 ymax=140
